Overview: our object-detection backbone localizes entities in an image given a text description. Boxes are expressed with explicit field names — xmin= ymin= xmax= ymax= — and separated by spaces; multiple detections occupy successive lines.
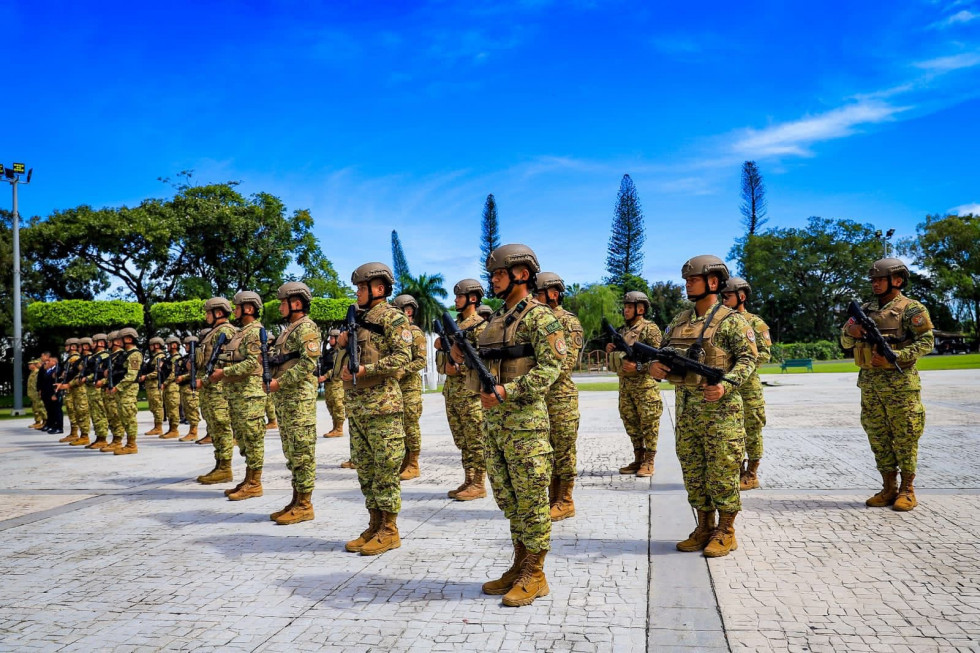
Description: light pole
xmin=2 ymin=162 xmax=32 ymax=415
xmin=874 ymin=228 xmax=896 ymax=258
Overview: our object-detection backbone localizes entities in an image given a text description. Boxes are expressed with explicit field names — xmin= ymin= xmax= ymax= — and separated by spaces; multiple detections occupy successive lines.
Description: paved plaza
xmin=1 ymin=370 xmax=978 ymax=652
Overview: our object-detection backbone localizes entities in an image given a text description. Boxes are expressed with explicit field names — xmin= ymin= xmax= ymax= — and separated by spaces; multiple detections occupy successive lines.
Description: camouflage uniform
xmin=143 ymin=350 xmax=166 ymax=428
xmin=324 ymin=372 xmax=346 ymax=428
xmin=68 ymin=355 xmax=91 ymax=438
xmin=840 ymin=295 xmax=933 ymax=475
xmin=546 ymin=306 xmax=583 ymax=482
xmin=85 ymin=350 xmax=110 ymax=441
xmin=178 ymin=353 xmax=201 ymax=429
xmin=611 ymin=317 xmax=664 ymax=469
xmin=665 ymin=302 xmax=757 ymax=515
xmin=441 ymin=313 xmax=488 ymax=473
xmin=344 ymin=302 xmax=412 ymax=513
xmin=199 ymin=324 xmax=237 ymax=459
xmin=739 ymin=312 xmax=771 ymax=462
xmin=63 ymin=352 xmax=79 ymax=434
xmin=272 ymin=315 xmax=321 ymax=493
xmin=163 ymin=351 xmax=183 ymax=433
xmin=104 ymin=350 xmax=124 ymax=438
xmin=399 ymin=323 xmax=427 ymax=453
xmin=28 ymin=366 xmax=45 ymax=424
xmin=115 ymin=347 xmax=143 ymax=441
xmin=221 ymin=321 xmax=267 ymax=470
xmin=265 ymin=395 xmax=277 ymax=425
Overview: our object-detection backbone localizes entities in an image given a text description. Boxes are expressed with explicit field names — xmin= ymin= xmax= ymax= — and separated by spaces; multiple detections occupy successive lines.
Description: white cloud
xmin=930 ymin=9 xmax=979 ymax=28
xmin=950 ymin=202 xmax=980 ymax=215
xmin=914 ymin=52 xmax=980 ymax=71
xmin=729 ymin=101 xmax=908 ymax=158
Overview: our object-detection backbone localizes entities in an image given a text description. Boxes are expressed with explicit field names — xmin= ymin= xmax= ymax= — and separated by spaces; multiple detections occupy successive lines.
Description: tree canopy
xmin=605 ymin=174 xmax=645 ymax=287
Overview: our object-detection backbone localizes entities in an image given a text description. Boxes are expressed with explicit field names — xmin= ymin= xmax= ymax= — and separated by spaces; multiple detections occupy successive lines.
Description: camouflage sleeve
xmin=364 ymin=311 xmax=412 ymax=377
xmin=640 ymin=320 xmax=663 ymax=348
xmin=278 ymin=322 xmax=320 ymax=389
xmin=119 ymin=352 xmax=142 ymax=389
xmin=560 ymin=313 xmax=584 ymax=376
xmin=404 ymin=326 xmax=427 ymax=375
xmin=840 ymin=321 xmax=858 ymax=349
xmin=144 ymin=355 xmax=159 ymax=381
xmin=898 ymin=301 xmax=935 ymax=366
xmin=717 ymin=314 xmax=757 ymax=391
xmin=221 ymin=328 xmax=261 ymax=378
xmin=503 ymin=307 xmax=563 ymax=402
xmin=753 ymin=316 xmax=772 ymax=365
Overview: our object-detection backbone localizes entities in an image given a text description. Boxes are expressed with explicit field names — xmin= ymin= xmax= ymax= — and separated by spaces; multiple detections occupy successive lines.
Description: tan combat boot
xmin=399 ymin=451 xmax=420 ymax=481
xmin=677 ymin=510 xmax=717 ymax=552
xmin=740 ymin=459 xmax=761 ymax=491
xmin=70 ymin=434 xmax=91 ymax=446
xmin=548 ymin=477 xmax=559 ymax=507
xmin=160 ymin=425 xmax=181 ymax=439
xmin=618 ymin=448 xmax=643 ymax=474
xmin=866 ymin=470 xmax=899 ymax=507
xmin=145 ymin=423 xmax=163 ymax=436
xmin=271 ymin=488 xmax=299 ymax=521
xmin=448 ymin=468 xmax=474 ymax=499
xmin=345 ymin=509 xmax=383 ymax=552
xmin=893 ymin=473 xmax=917 ymax=511
xmin=456 ymin=470 xmax=487 ymax=501
xmin=275 ymin=491 xmax=314 ymax=525
xmin=198 ymin=459 xmax=233 ymax=485
xmin=59 ymin=432 xmax=77 ymax=443
xmin=225 ymin=473 xmax=248 ymax=496
xmin=85 ymin=436 xmax=109 ymax=450
xmin=114 ymin=436 xmax=138 ymax=455
xmin=265 ymin=421 xmax=278 ymax=430
xmin=703 ymin=511 xmax=738 ymax=558
xmin=636 ymin=450 xmax=656 ymax=477
xmin=502 ymin=550 xmax=549 ymax=607
xmin=323 ymin=422 xmax=344 ymax=438
xmin=195 ymin=434 xmax=212 ymax=445
xmin=360 ymin=511 xmax=400 ymax=555
xmin=340 ymin=459 xmax=356 ymax=469
xmin=550 ymin=479 xmax=576 ymax=521
xmin=228 ymin=468 xmax=264 ymax=501
xmin=179 ymin=424 xmax=198 ymax=442
xmin=482 ymin=540 xmax=527 ymax=595
xmin=101 ymin=436 xmax=123 ymax=453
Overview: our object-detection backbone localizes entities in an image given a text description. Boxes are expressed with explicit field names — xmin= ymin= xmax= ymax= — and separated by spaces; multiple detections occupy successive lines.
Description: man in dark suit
xmin=39 ymin=353 xmax=64 ymax=434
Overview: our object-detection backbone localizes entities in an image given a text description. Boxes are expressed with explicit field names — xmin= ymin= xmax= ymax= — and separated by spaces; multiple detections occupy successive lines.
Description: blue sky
xmin=4 ymin=0 xmax=979 ymax=293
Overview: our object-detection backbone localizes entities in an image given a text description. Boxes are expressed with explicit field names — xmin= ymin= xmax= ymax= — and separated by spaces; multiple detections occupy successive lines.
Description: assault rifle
xmin=204 ymin=332 xmax=229 ymax=378
xmin=846 ymin=301 xmax=902 ymax=371
xmin=440 ymin=311 xmax=503 ymax=402
xmin=343 ymin=304 xmax=359 ymax=387
xmin=602 ymin=317 xmax=734 ymax=386
xmin=189 ymin=340 xmax=198 ymax=395
xmin=260 ymin=327 xmax=272 ymax=394
xmin=432 ymin=316 xmax=454 ymax=362
xmin=156 ymin=355 xmax=164 ymax=391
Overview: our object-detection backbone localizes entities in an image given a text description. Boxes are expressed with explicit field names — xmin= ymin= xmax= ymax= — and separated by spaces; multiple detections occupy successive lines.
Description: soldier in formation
xmin=64 ymin=337 xmax=93 ymax=446
xmin=106 ymin=328 xmax=144 ymax=455
xmin=98 ymin=332 xmax=125 ymax=449
xmin=533 ymin=272 xmax=584 ymax=521
xmin=391 ymin=294 xmax=427 ymax=481
xmin=161 ymin=336 xmax=183 ymax=438
xmin=176 ymin=336 xmax=202 ymax=442
xmin=265 ymin=396 xmax=278 ymax=430
xmin=27 ymin=359 xmax=46 ymax=430
xmin=83 ymin=334 xmax=111 ymax=450
xmin=141 ymin=337 xmax=167 ymax=436
xmin=194 ymin=298 xmax=238 ymax=483
xmin=841 ymin=258 xmax=934 ymax=511
xmin=721 ymin=277 xmax=771 ymax=490
xmin=57 ymin=338 xmax=88 ymax=443
xmin=319 ymin=328 xmax=346 ymax=439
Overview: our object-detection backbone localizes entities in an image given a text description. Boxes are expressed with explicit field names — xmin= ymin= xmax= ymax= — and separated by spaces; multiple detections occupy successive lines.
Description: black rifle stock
xmin=440 ymin=311 xmax=503 ymax=403
xmin=432 ymin=317 xmax=454 ymax=365
xmin=846 ymin=301 xmax=902 ymax=371
xmin=344 ymin=304 xmax=359 ymax=387
xmin=189 ymin=341 xmax=198 ymax=395
xmin=260 ymin=327 xmax=272 ymax=394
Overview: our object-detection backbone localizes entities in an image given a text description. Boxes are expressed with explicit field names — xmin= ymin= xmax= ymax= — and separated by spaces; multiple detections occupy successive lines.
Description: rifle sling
xmin=479 ymin=343 xmax=534 ymax=360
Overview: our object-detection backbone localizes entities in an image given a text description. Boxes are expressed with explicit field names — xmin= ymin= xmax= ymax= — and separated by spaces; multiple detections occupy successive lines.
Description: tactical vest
xmin=219 ymin=323 xmax=263 ymax=382
xmin=467 ymin=299 xmax=538 ymax=393
xmin=342 ymin=310 xmax=387 ymax=390
xmin=854 ymin=295 xmax=914 ymax=369
xmin=664 ymin=305 xmax=737 ymax=387
xmin=272 ymin=316 xmax=312 ymax=380
xmin=199 ymin=324 xmax=233 ymax=370
xmin=612 ymin=319 xmax=649 ymax=378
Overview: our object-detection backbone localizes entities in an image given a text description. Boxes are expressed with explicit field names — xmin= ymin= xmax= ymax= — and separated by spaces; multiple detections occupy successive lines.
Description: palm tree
xmin=399 ymin=273 xmax=448 ymax=332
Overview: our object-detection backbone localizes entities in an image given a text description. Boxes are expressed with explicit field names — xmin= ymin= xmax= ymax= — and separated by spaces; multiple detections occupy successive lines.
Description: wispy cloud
xmin=729 ymin=101 xmax=909 ymax=158
xmin=950 ymin=202 xmax=980 ymax=215
xmin=914 ymin=52 xmax=980 ymax=71
xmin=929 ymin=9 xmax=979 ymax=28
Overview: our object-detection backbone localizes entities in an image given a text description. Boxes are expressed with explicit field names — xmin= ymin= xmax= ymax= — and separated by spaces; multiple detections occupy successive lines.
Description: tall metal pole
xmin=11 ymin=178 xmax=23 ymax=415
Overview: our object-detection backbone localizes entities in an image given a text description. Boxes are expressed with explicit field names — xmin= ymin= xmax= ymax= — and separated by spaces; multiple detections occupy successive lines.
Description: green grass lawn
xmin=760 ymin=353 xmax=980 ymax=374
xmin=577 ymin=381 xmax=675 ymax=392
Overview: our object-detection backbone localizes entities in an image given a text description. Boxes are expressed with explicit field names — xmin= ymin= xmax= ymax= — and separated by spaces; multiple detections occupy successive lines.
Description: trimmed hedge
xmin=25 ymin=300 xmax=143 ymax=331
xmin=150 ymin=299 xmax=208 ymax=328
xmin=262 ymin=298 xmax=354 ymax=325
xmin=769 ymin=340 xmax=843 ymax=363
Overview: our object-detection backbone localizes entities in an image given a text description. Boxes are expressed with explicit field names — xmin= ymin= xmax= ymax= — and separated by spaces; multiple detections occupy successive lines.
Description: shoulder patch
xmin=745 ymin=328 xmax=756 ymax=344
xmin=573 ymin=333 xmax=584 ymax=348
xmin=401 ymin=329 xmax=412 ymax=342
xmin=248 ymin=341 xmax=262 ymax=354
xmin=305 ymin=340 xmax=321 ymax=355
xmin=544 ymin=320 xmax=562 ymax=335
xmin=762 ymin=330 xmax=772 ymax=345
xmin=555 ymin=338 xmax=567 ymax=356
xmin=391 ymin=315 xmax=407 ymax=327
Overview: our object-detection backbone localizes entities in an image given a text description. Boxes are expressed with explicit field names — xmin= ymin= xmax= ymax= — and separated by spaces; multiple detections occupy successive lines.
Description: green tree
xmin=732 ymin=161 xmax=770 ymax=277
xmin=565 ymin=283 xmax=622 ymax=347
xmin=731 ymin=217 xmax=880 ymax=342
xmin=480 ymin=194 xmax=501 ymax=295
xmin=400 ymin=272 xmax=448 ymax=332
xmin=605 ymin=174 xmax=645 ymax=287
xmin=391 ymin=230 xmax=411 ymax=295
xmin=647 ymin=281 xmax=689 ymax=329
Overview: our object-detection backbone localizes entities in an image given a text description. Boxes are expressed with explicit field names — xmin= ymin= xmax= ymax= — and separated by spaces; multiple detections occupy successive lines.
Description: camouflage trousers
xmin=200 ymin=384 xmax=233 ymax=461
xmin=547 ymin=394 xmax=580 ymax=481
xmin=69 ymin=386 xmax=90 ymax=436
xmin=265 ymin=395 xmax=277 ymax=423
xmin=180 ymin=386 xmax=200 ymax=426
xmin=401 ymin=375 xmax=423 ymax=453
xmin=324 ymin=380 xmax=346 ymax=426
xmin=484 ymin=402 xmax=553 ymax=553
xmin=446 ymin=392 xmax=485 ymax=472
xmin=675 ymin=387 xmax=744 ymax=513
xmin=104 ymin=389 xmax=123 ymax=436
xmin=739 ymin=384 xmax=766 ymax=461
xmin=273 ymin=391 xmax=317 ymax=493
xmin=350 ymin=413 xmax=404 ymax=513
xmin=618 ymin=378 xmax=663 ymax=453
xmin=115 ymin=384 xmax=140 ymax=439
xmin=64 ymin=390 xmax=76 ymax=432
xmin=32 ymin=393 xmax=47 ymax=422
xmin=86 ymin=385 xmax=108 ymax=438
xmin=145 ymin=383 xmax=164 ymax=426
xmin=861 ymin=387 xmax=925 ymax=474
xmin=227 ymin=379 xmax=266 ymax=470
xmin=163 ymin=383 xmax=181 ymax=431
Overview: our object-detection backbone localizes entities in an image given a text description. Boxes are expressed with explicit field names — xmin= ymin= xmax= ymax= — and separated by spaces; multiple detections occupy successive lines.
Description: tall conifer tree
xmin=605 ymin=174 xmax=645 ymax=288
xmin=480 ymin=194 xmax=501 ymax=295
xmin=391 ymin=229 xmax=411 ymax=295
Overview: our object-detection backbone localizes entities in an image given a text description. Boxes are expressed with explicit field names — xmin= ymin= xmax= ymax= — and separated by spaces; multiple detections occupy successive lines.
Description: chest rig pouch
xmin=271 ymin=318 xmax=309 ymax=380
xmin=467 ymin=300 xmax=537 ymax=393
xmin=854 ymin=296 xmax=912 ymax=369
xmin=664 ymin=304 xmax=735 ymax=387
xmin=342 ymin=314 xmax=386 ymax=390
xmin=611 ymin=319 xmax=647 ymax=377
xmin=220 ymin=324 xmax=263 ymax=382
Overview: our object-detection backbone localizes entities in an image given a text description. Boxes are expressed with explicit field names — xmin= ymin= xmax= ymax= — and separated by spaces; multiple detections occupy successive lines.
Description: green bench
xmin=780 ymin=358 xmax=813 ymax=372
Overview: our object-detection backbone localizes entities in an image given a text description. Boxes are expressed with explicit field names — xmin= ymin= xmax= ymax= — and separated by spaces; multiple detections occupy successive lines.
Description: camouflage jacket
xmin=664 ymin=301 xmax=757 ymax=393
xmin=547 ymin=305 xmax=583 ymax=400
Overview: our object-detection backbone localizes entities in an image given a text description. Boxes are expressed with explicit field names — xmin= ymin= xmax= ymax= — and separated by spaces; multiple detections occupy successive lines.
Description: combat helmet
xmin=392 ymin=294 xmax=419 ymax=313
xmin=681 ymin=255 xmax=730 ymax=283
xmin=118 ymin=327 xmax=140 ymax=342
xmin=204 ymin=297 xmax=232 ymax=316
xmin=476 ymin=305 xmax=493 ymax=319
xmin=623 ymin=290 xmax=651 ymax=314
xmin=328 ymin=328 xmax=341 ymax=337
xmin=277 ymin=281 xmax=313 ymax=303
xmin=78 ymin=337 xmax=94 ymax=348
xmin=149 ymin=336 xmax=165 ymax=348
xmin=485 ymin=244 xmax=540 ymax=274
xmin=453 ymin=278 xmax=484 ymax=298
xmin=233 ymin=290 xmax=264 ymax=317
xmin=536 ymin=272 xmax=565 ymax=293
xmin=165 ymin=335 xmax=181 ymax=346
xmin=868 ymin=258 xmax=909 ymax=280
xmin=351 ymin=262 xmax=395 ymax=287
xmin=92 ymin=333 xmax=109 ymax=346
xmin=721 ymin=276 xmax=751 ymax=300
xmin=183 ymin=335 xmax=199 ymax=346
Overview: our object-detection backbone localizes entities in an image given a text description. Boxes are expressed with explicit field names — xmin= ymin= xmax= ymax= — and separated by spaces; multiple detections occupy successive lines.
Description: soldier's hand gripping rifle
xmin=602 ymin=317 xmax=635 ymax=360
xmin=156 ymin=356 xmax=164 ymax=391
xmin=260 ymin=327 xmax=272 ymax=394
xmin=189 ymin=340 xmax=198 ymax=395
xmin=440 ymin=311 xmax=503 ymax=403
xmin=204 ymin=333 xmax=229 ymax=378
xmin=432 ymin=316 xmax=454 ymax=359
xmin=344 ymin=304 xmax=359 ymax=387
xmin=846 ymin=301 xmax=902 ymax=371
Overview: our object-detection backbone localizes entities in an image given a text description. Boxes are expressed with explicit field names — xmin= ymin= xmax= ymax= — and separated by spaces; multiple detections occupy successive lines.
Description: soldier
xmin=649 ymin=255 xmax=757 ymax=558
xmin=392 ymin=294 xmax=427 ymax=481
xmin=57 ymin=338 xmax=82 ymax=443
xmin=265 ymin=396 xmax=278 ymax=430
xmin=534 ymin=272 xmax=584 ymax=521
xmin=193 ymin=298 xmax=238 ymax=483
xmin=107 ymin=327 xmax=143 ymax=455
xmin=160 ymin=336 xmax=183 ymax=438
xmin=436 ymin=278 xmax=489 ymax=501
xmin=84 ymin=334 xmax=112 ymax=450
xmin=64 ymin=337 xmax=93 ymax=446
xmin=457 ymin=244 xmax=563 ymax=607
xmin=267 ymin=282 xmax=321 ymax=525
xmin=320 ymin=328 xmax=346 ymax=439
xmin=721 ymin=277 xmax=771 ymax=491
xmin=605 ymin=291 xmax=664 ymax=477
xmin=338 ymin=264 xmax=411 ymax=554
xmin=100 ymin=332 xmax=126 ymax=450
xmin=841 ymin=258 xmax=934 ymax=512
xmin=141 ymin=337 xmax=167 ymax=435
xmin=176 ymin=336 xmax=202 ymax=442
xmin=28 ymin=359 xmax=46 ymax=429
xmin=476 ymin=304 xmax=494 ymax=321
xmin=209 ymin=291 xmax=267 ymax=499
